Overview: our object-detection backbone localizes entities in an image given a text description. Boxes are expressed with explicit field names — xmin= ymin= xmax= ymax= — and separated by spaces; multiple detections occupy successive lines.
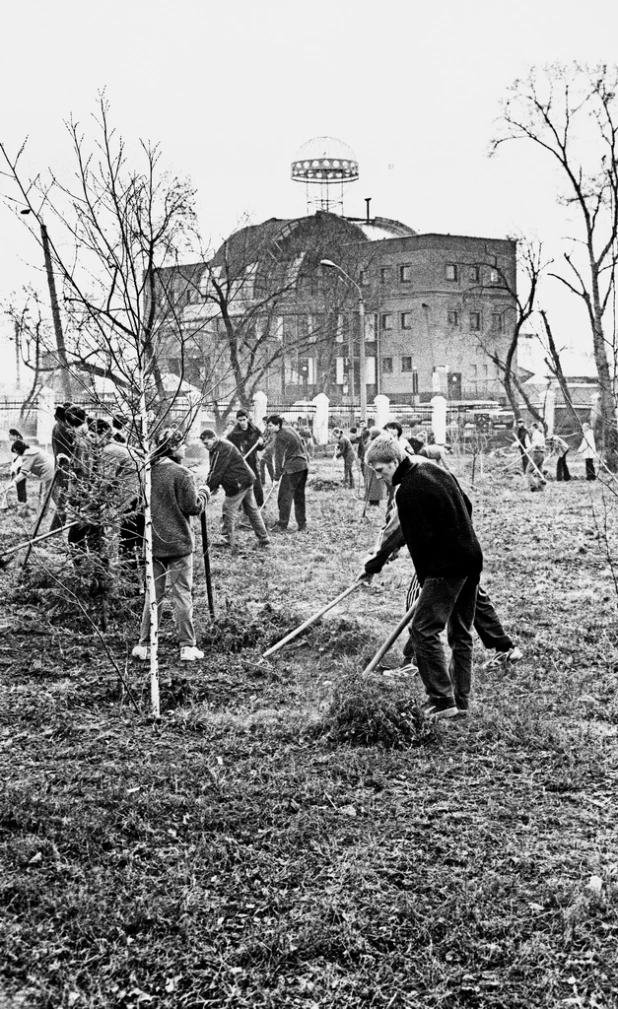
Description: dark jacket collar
xmin=392 ymin=456 xmax=415 ymax=486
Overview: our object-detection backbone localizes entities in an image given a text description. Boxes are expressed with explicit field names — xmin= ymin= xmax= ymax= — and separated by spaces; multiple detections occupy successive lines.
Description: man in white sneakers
xmin=132 ymin=428 xmax=208 ymax=663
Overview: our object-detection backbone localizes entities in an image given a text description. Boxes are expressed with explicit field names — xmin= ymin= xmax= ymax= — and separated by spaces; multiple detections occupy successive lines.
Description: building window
xmin=471 ymin=364 xmax=478 ymax=377
xmin=469 ymin=265 xmax=480 ymax=283
xmin=273 ymin=316 xmax=284 ymax=340
xmin=382 ymin=357 xmax=393 ymax=374
xmin=412 ymin=370 xmax=419 ymax=395
xmin=491 ymin=313 xmax=503 ymax=332
xmin=380 ymin=267 xmax=389 ymax=284
xmin=469 ymin=312 xmax=481 ymax=332
xmin=400 ymin=264 xmax=412 ymax=282
xmin=365 ymin=314 xmax=377 ymax=342
xmin=401 ymin=356 xmax=412 ymax=372
xmin=447 ymin=310 xmax=459 ymax=326
xmin=359 ymin=269 xmax=368 ymax=286
xmin=489 ymin=268 xmax=501 ymax=285
xmin=445 ymin=263 xmax=458 ymax=282
xmin=401 ymin=312 xmax=412 ymax=329
xmin=381 ymin=314 xmax=393 ymax=330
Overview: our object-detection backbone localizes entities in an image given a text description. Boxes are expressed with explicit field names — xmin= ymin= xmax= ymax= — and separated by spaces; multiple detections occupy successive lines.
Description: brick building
xmin=155 ymin=212 xmax=517 ymax=408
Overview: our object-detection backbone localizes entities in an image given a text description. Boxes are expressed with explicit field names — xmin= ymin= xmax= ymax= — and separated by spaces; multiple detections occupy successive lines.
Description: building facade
xmin=156 ymin=212 xmax=517 ymax=408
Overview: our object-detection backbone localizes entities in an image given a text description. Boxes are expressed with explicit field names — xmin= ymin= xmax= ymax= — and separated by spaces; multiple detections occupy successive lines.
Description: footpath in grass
xmin=1 ymin=455 xmax=617 ymax=1008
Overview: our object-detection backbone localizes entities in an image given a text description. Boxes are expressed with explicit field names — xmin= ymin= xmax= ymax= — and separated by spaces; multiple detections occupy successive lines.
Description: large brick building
xmin=156 ymin=211 xmax=517 ymax=408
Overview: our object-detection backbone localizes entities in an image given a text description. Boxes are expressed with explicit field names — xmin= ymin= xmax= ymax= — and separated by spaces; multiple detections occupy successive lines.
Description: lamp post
xmin=320 ymin=259 xmax=367 ymax=422
xmin=20 ymin=210 xmax=72 ymax=399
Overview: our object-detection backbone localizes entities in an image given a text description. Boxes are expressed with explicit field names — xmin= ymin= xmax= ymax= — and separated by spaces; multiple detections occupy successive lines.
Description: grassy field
xmin=1 ymin=450 xmax=617 ymax=1008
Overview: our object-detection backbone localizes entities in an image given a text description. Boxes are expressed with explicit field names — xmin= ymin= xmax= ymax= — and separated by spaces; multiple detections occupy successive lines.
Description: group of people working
xmin=515 ymin=419 xmax=598 ymax=487
xmin=5 ymin=406 xmax=524 ymax=717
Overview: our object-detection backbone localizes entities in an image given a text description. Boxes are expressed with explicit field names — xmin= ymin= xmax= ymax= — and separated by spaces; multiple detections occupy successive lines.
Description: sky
xmin=1 ymin=0 xmax=617 ymax=387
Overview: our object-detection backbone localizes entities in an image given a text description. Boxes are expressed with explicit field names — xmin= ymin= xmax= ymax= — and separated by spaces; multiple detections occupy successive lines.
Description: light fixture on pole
xmin=320 ymin=259 xmax=367 ymax=422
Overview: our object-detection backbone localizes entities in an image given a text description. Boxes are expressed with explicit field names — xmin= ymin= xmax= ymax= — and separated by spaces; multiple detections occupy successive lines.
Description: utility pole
xmin=40 ymin=221 xmax=72 ymax=400
xmin=320 ymin=259 xmax=367 ymax=422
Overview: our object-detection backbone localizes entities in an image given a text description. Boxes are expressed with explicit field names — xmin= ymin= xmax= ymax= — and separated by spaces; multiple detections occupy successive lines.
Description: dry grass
xmin=1 ymin=451 xmax=617 ymax=1008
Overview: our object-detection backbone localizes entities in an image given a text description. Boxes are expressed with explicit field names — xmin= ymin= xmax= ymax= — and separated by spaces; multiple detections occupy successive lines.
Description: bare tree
xmin=471 ymin=240 xmax=547 ymax=426
xmin=492 ymin=63 xmax=618 ymax=466
xmin=154 ymin=214 xmax=371 ymax=426
xmin=0 ymin=96 xmax=211 ymax=717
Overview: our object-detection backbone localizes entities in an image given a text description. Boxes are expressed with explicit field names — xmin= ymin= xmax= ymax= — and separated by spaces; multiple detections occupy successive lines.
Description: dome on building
xmin=291 ymin=137 xmax=359 ymax=184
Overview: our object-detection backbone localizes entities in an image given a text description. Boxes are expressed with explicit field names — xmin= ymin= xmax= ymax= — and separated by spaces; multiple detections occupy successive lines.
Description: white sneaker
xmin=131 ymin=645 xmax=149 ymax=661
xmin=506 ymin=646 xmax=523 ymax=662
xmin=180 ymin=646 xmax=204 ymax=662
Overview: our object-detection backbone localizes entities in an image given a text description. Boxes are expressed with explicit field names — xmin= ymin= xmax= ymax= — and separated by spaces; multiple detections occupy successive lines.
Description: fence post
xmin=374 ymin=394 xmax=390 ymax=429
xmin=312 ymin=393 xmax=329 ymax=446
xmin=431 ymin=395 xmax=447 ymax=445
xmin=253 ymin=390 xmax=268 ymax=428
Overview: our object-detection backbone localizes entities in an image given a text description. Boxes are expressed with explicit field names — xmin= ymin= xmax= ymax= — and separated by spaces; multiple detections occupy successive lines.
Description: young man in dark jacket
xmin=133 ymin=427 xmax=208 ymax=663
xmin=364 ymin=436 xmax=483 ymax=718
xmin=266 ymin=415 xmax=309 ymax=532
xmin=200 ymin=429 xmax=270 ymax=550
xmin=226 ymin=409 xmax=265 ymax=506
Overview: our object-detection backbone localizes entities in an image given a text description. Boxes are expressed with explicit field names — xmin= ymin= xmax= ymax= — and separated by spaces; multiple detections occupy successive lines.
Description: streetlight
xmin=20 ymin=208 xmax=72 ymax=399
xmin=320 ymin=259 xmax=367 ymax=422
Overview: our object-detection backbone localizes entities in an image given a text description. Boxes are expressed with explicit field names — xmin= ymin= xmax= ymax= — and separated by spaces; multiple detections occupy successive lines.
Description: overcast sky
xmin=1 ymin=0 xmax=617 ymax=381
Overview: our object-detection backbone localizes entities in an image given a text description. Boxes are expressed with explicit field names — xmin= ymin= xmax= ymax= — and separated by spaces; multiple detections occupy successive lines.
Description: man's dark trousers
xmin=277 ymin=470 xmax=308 ymax=529
xmin=410 ymin=575 xmax=478 ymax=710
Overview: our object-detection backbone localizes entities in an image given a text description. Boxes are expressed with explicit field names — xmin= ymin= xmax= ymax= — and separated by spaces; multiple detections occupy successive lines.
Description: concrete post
xmin=431 ymin=395 xmax=447 ymax=445
xmin=374 ymin=394 xmax=390 ymax=429
xmin=312 ymin=393 xmax=329 ymax=446
xmin=544 ymin=384 xmax=556 ymax=436
xmin=253 ymin=390 xmax=268 ymax=428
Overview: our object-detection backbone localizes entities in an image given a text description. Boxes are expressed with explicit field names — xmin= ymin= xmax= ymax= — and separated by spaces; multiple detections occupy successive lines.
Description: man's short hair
xmin=365 ymin=435 xmax=406 ymax=468
xmin=200 ymin=428 xmax=217 ymax=442
xmin=236 ymin=409 xmax=249 ymax=419
xmin=384 ymin=421 xmax=403 ymax=438
xmin=266 ymin=415 xmax=283 ymax=428
xmin=332 ymin=427 xmax=343 ymax=436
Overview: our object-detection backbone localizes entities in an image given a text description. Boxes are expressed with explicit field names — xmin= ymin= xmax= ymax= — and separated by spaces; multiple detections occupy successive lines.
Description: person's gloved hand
xmin=198 ymin=485 xmax=211 ymax=503
xmin=356 ymin=570 xmax=373 ymax=583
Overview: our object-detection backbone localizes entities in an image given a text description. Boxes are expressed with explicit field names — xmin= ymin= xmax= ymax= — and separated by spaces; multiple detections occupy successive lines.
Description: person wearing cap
xmin=200 ymin=428 xmax=270 ymax=550
xmin=132 ymin=427 xmax=208 ymax=663
xmin=8 ymin=428 xmax=28 ymax=506
xmin=226 ymin=409 xmax=265 ymax=506
xmin=265 ymin=415 xmax=309 ymax=532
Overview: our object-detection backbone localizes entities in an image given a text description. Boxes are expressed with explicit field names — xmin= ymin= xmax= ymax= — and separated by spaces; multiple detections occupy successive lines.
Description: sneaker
xmin=131 ymin=644 xmax=149 ymax=661
xmin=180 ymin=646 xmax=204 ymax=662
xmin=422 ymin=700 xmax=459 ymax=720
xmin=257 ymin=540 xmax=272 ymax=548
xmin=382 ymin=661 xmax=418 ymax=679
xmin=505 ymin=646 xmax=523 ymax=663
xmin=483 ymin=645 xmax=523 ymax=669
xmin=270 ymin=523 xmax=289 ymax=533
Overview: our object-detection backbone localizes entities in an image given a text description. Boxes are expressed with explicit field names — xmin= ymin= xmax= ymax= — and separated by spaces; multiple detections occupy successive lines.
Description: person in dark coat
xmin=133 ymin=428 xmax=208 ymax=663
xmin=226 ymin=409 xmax=264 ymax=506
xmin=200 ymin=429 xmax=270 ymax=550
xmin=333 ymin=428 xmax=355 ymax=488
xmin=363 ymin=436 xmax=483 ymax=719
xmin=266 ymin=415 xmax=309 ymax=532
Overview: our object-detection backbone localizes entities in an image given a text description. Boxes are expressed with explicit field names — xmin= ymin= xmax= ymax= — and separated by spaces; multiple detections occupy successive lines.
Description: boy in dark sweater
xmin=364 ymin=436 xmax=483 ymax=718
xmin=266 ymin=415 xmax=309 ymax=532
xmin=333 ymin=428 xmax=355 ymax=488
xmin=200 ymin=429 xmax=270 ymax=550
xmin=133 ymin=428 xmax=208 ymax=663
xmin=226 ymin=409 xmax=265 ymax=506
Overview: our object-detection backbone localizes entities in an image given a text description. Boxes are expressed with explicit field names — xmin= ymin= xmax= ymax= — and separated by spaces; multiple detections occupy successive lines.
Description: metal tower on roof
xmin=291 ymin=137 xmax=359 ymax=216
